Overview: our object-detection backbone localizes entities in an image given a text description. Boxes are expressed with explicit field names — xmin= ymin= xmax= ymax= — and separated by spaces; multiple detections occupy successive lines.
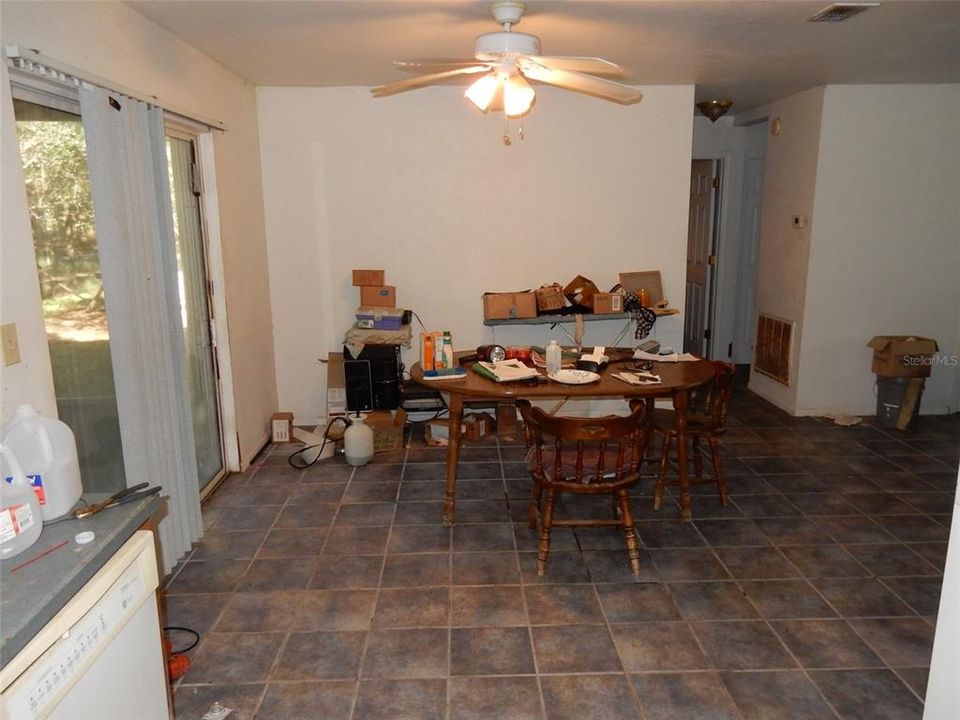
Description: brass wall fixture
xmin=696 ymin=100 xmax=733 ymax=122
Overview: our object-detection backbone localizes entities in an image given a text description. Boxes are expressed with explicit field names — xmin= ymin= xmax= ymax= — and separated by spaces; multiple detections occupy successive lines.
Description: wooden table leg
xmin=442 ymin=394 xmax=464 ymax=527
xmin=673 ymin=389 xmax=693 ymax=522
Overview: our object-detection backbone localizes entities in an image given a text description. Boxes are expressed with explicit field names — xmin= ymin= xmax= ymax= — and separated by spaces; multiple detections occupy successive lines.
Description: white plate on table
xmin=548 ymin=369 xmax=601 ymax=385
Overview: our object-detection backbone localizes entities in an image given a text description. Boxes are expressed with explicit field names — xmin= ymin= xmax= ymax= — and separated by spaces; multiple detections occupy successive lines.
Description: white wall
xmin=0 ymin=1 xmax=277 ymax=465
xmin=741 ymin=87 xmax=825 ymax=413
xmin=257 ymin=85 xmax=695 ymax=422
xmin=797 ymin=85 xmax=960 ymax=416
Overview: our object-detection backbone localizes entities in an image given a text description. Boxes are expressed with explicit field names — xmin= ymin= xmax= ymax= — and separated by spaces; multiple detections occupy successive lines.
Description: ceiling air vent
xmin=808 ymin=2 xmax=879 ymax=22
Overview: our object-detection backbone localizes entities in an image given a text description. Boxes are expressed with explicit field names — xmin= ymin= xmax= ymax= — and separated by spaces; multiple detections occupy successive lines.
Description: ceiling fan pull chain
xmin=502 ymin=113 xmax=512 ymax=146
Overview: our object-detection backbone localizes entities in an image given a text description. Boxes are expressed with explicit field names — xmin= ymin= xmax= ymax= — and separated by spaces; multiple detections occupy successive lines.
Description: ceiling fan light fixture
xmin=465 ymin=72 xmax=499 ymax=112
xmin=503 ymin=73 xmax=535 ymax=117
xmin=696 ymin=100 xmax=733 ymax=122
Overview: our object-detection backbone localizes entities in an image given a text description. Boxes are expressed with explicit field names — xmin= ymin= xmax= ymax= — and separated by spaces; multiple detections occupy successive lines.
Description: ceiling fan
xmin=370 ymin=1 xmax=643 ymax=119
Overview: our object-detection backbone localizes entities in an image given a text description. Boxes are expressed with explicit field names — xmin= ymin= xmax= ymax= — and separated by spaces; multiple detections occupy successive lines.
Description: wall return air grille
xmin=754 ymin=314 xmax=793 ymax=385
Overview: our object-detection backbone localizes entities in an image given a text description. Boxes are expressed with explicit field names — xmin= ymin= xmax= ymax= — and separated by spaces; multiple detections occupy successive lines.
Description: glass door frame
xmin=164 ymin=120 xmax=235 ymax=497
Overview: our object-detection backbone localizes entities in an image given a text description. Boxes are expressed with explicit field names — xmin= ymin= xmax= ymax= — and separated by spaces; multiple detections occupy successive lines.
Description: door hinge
xmin=728 ymin=342 xmax=733 ymax=358
xmin=707 ymin=254 xmax=717 ymax=266
xmin=704 ymin=328 xmax=712 ymax=340
xmin=191 ymin=162 xmax=203 ymax=196
xmin=712 ymin=176 xmax=721 ymax=189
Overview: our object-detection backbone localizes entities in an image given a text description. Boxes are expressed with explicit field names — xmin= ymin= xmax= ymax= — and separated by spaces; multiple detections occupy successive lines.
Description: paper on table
xmin=632 ymin=350 xmax=699 ymax=363
xmin=612 ymin=372 xmax=662 ymax=385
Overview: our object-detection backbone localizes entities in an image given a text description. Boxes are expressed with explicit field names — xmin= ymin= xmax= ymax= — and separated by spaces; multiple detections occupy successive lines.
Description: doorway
xmin=165 ymin=131 xmax=226 ymax=491
xmin=683 ymin=159 xmax=722 ymax=356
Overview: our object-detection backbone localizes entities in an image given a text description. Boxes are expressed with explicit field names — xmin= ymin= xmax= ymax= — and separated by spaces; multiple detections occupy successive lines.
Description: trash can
xmin=876 ymin=376 xmax=925 ymax=430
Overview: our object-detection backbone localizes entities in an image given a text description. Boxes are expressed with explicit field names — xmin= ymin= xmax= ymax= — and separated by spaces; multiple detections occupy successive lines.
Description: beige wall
xmin=741 ymin=87 xmax=825 ymax=413
xmin=797 ymin=84 xmax=960 ymax=415
xmin=0 ymin=1 xmax=276 ymax=465
xmin=257 ymin=85 xmax=695 ymax=422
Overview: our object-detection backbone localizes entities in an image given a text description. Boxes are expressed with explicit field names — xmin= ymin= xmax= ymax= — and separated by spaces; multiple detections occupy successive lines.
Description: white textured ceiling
xmin=127 ymin=0 xmax=960 ymax=111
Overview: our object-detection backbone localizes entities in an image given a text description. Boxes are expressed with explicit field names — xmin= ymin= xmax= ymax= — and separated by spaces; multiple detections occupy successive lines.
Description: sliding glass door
xmin=13 ymin=98 xmax=127 ymax=494
xmin=165 ymin=133 xmax=224 ymax=490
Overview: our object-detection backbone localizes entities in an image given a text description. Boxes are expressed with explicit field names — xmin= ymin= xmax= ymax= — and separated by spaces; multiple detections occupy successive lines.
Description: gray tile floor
xmin=164 ymin=390 xmax=958 ymax=720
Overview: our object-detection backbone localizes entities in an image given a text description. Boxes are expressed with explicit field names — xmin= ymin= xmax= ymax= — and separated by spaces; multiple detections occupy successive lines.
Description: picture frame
xmin=618 ymin=270 xmax=665 ymax=306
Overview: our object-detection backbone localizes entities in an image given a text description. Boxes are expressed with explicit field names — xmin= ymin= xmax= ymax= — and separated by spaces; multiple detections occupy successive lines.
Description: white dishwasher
xmin=0 ymin=530 xmax=171 ymax=720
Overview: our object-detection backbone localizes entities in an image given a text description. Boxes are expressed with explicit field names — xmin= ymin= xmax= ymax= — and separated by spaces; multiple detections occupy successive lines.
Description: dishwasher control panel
xmin=4 ymin=563 xmax=147 ymax=719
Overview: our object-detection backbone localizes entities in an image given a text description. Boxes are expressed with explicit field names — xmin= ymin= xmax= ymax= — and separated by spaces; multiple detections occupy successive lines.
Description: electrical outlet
xmin=2 ymin=323 xmax=21 ymax=366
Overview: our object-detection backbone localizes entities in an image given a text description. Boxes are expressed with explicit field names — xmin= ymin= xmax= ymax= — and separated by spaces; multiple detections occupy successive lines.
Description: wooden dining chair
xmin=518 ymin=399 xmax=648 ymax=576
xmin=639 ymin=361 xmax=736 ymax=511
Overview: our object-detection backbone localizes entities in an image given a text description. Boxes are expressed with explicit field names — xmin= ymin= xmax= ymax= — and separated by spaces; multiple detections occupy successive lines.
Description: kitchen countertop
xmin=0 ymin=493 xmax=161 ymax=670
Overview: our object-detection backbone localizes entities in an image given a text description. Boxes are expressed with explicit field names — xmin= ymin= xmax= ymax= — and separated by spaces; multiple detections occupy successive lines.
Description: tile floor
xmin=164 ymin=388 xmax=958 ymax=720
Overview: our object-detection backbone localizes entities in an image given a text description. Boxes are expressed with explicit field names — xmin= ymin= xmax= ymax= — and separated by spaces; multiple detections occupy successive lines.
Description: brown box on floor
xmin=365 ymin=409 xmax=407 ymax=452
xmin=463 ymin=412 xmax=495 ymax=442
xmin=360 ymin=285 xmax=397 ymax=308
xmin=482 ymin=291 xmax=537 ymax=320
xmin=867 ymin=335 xmax=939 ymax=378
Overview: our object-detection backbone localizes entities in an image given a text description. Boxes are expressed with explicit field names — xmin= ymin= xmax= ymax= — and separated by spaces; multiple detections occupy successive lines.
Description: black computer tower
xmin=343 ymin=345 xmax=401 ymax=412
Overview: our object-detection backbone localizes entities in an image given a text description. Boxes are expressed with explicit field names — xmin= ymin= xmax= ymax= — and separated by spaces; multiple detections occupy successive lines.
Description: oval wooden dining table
xmin=410 ymin=350 xmax=715 ymax=524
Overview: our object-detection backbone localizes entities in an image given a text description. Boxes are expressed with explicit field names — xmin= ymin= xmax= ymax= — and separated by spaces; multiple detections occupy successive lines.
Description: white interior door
xmin=684 ymin=159 xmax=715 ymax=355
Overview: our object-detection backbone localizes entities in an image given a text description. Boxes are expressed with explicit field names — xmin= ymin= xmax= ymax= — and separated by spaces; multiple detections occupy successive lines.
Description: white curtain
xmin=79 ymin=86 xmax=202 ymax=574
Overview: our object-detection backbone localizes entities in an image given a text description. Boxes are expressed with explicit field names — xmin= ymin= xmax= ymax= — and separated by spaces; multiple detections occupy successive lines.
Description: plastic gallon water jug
xmin=2 ymin=404 xmax=82 ymax=521
xmin=343 ymin=413 xmax=374 ymax=467
xmin=0 ymin=444 xmax=43 ymax=559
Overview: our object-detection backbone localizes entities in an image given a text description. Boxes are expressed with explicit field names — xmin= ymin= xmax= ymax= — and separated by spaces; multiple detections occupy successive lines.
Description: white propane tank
xmin=2 ymin=405 xmax=82 ymax=521
xmin=0 ymin=443 xmax=43 ymax=559
xmin=343 ymin=413 xmax=374 ymax=467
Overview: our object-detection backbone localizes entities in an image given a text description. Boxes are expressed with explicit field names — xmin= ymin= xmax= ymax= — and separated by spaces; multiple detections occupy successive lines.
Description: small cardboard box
xmin=360 ymin=285 xmax=397 ymax=308
xmin=424 ymin=419 xmax=453 ymax=446
xmin=352 ymin=269 xmax=385 ymax=287
xmin=867 ymin=336 xmax=939 ymax=378
xmin=592 ymin=292 xmax=624 ymax=314
xmin=562 ymin=275 xmax=600 ymax=310
xmin=463 ymin=412 xmax=495 ymax=442
xmin=535 ymin=284 xmax=565 ymax=312
xmin=482 ymin=291 xmax=537 ymax=320
xmin=365 ymin=408 xmax=407 ymax=452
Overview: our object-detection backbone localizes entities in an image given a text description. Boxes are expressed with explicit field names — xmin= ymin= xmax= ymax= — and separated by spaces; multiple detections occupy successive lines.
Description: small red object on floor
xmin=164 ymin=638 xmax=191 ymax=681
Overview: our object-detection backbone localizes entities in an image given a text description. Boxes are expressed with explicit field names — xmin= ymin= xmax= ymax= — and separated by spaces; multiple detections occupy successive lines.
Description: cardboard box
xmin=424 ymin=418 xmax=453 ymax=446
xmin=619 ymin=271 xmax=664 ymax=306
xmin=867 ymin=335 xmax=939 ymax=378
xmin=325 ymin=352 xmax=347 ymax=419
xmin=562 ymin=275 xmax=600 ymax=310
xmin=535 ymin=284 xmax=565 ymax=312
xmin=592 ymin=292 xmax=624 ymax=314
xmin=463 ymin=412 xmax=495 ymax=442
xmin=352 ymin=269 xmax=385 ymax=287
xmin=270 ymin=412 xmax=294 ymax=442
xmin=365 ymin=408 xmax=407 ymax=453
xmin=360 ymin=285 xmax=397 ymax=308
xmin=482 ymin=291 xmax=537 ymax=320
xmin=496 ymin=401 xmax=521 ymax=442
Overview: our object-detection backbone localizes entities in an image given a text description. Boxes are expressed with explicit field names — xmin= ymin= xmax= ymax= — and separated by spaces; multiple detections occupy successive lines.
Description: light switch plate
xmin=1 ymin=323 xmax=21 ymax=366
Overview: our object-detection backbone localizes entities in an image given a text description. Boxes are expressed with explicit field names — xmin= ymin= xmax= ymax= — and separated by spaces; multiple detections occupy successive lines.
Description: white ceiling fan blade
xmin=527 ymin=56 xmax=625 ymax=78
xmin=371 ymin=65 xmax=492 ymax=97
xmin=394 ymin=59 xmax=493 ymax=73
xmin=519 ymin=62 xmax=642 ymax=105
